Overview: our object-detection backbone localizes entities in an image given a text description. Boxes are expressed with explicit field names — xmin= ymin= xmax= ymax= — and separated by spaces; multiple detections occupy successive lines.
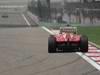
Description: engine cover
xmin=54 ymin=33 xmax=81 ymax=42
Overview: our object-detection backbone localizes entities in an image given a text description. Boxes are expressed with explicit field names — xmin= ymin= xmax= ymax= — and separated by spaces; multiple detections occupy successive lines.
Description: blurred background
xmin=0 ymin=0 xmax=28 ymax=13
xmin=28 ymin=0 xmax=100 ymax=25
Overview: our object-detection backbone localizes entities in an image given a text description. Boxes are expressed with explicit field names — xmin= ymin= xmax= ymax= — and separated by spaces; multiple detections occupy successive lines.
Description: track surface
xmin=0 ymin=12 xmax=99 ymax=75
xmin=0 ymin=13 xmax=27 ymax=27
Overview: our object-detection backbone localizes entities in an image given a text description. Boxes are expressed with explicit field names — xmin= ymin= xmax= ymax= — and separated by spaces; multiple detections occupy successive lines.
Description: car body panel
xmin=54 ymin=32 xmax=81 ymax=42
xmin=48 ymin=26 xmax=88 ymax=52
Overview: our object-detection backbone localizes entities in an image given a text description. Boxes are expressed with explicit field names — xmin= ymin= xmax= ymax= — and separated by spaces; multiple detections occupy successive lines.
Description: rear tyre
xmin=48 ymin=36 xmax=56 ymax=53
xmin=80 ymin=35 xmax=88 ymax=52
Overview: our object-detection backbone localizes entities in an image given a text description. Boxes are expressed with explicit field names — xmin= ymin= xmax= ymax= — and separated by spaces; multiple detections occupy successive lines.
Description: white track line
xmin=76 ymin=52 xmax=100 ymax=71
xmin=22 ymin=14 xmax=31 ymax=27
xmin=42 ymin=26 xmax=54 ymax=35
xmin=89 ymin=41 xmax=100 ymax=48
xmin=42 ymin=26 xmax=100 ymax=71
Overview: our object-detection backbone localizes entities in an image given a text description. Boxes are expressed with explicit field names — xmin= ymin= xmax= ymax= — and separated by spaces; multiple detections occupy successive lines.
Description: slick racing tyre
xmin=48 ymin=36 xmax=56 ymax=53
xmin=80 ymin=35 xmax=88 ymax=52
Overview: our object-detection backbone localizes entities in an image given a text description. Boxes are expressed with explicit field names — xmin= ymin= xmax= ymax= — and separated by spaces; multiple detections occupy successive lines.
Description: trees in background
xmin=64 ymin=0 xmax=100 ymax=24
xmin=28 ymin=0 xmax=100 ymax=24
xmin=28 ymin=0 xmax=51 ymax=21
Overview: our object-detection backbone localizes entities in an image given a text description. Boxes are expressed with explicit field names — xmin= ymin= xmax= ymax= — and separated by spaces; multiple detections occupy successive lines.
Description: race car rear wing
xmin=60 ymin=27 xmax=77 ymax=34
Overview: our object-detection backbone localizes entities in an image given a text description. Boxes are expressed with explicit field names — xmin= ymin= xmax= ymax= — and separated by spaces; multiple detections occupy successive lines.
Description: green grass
xmin=78 ymin=26 xmax=100 ymax=45
xmin=38 ymin=21 xmax=100 ymax=45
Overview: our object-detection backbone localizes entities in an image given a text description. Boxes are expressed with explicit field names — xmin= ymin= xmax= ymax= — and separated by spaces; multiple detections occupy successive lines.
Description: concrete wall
xmin=0 ymin=0 xmax=28 ymax=13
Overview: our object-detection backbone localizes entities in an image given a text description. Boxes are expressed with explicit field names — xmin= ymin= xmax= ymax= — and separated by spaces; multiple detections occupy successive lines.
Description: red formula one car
xmin=48 ymin=27 xmax=88 ymax=53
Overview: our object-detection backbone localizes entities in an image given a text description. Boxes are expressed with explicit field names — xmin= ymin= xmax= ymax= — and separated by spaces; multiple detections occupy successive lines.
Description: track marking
xmin=91 ymin=57 xmax=100 ymax=61
xmin=89 ymin=41 xmax=100 ymax=49
xmin=42 ymin=26 xmax=54 ymax=35
xmin=22 ymin=14 xmax=31 ymax=27
xmin=76 ymin=52 xmax=100 ymax=71
xmin=42 ymin=26 xmax=100 ymax=71
xmin=89 ymin=47 xmax=98 ymax=50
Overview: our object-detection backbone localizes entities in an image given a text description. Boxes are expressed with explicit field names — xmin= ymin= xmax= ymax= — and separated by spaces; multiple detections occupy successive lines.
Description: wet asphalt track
xmin=0 ymin=12 xmax=99 ymax=75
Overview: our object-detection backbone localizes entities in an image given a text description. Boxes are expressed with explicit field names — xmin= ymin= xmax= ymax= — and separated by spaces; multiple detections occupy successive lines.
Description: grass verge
xmin=78 ymin=26 xmax=100 ymax=46
xmin=39 ymin=21 xmax=100 ymax=45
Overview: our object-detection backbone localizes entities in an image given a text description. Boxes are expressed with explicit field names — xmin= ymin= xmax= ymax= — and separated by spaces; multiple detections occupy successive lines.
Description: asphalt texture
xmin=0 ymin=12 xmax=99 ymax=75
xmin=0 ymin=13 xmax=28 ymax=27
